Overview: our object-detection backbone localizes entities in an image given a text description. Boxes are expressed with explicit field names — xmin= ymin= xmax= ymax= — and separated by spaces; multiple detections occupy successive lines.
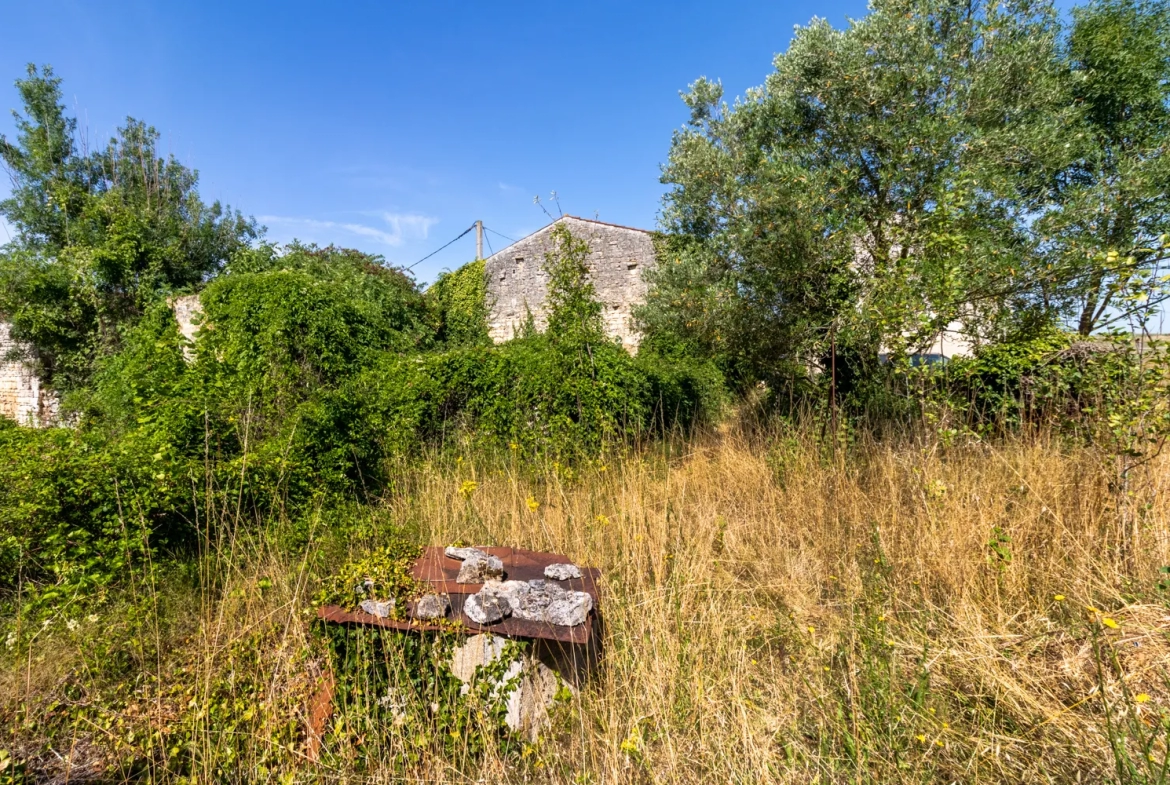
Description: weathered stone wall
xmin=170 ymin=294 xmax=202 ymax=361
xmin=484 ymin=216 xmax=656 ymax=352
xmin=0 ymin=297 xmax=202 ymax=428
xmin=170 ymin=294 xmax=203 ymax=347
xmin=0 ymin=322 xmax=58 ymax=427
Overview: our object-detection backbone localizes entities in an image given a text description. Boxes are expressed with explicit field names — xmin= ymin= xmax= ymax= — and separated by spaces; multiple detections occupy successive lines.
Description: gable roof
xmin=484 ymin=215 xmax=654 ymax=260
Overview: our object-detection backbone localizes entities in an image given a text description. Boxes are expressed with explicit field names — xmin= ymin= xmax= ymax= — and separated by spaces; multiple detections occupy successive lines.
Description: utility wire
xmin=483 ymin=231 xmax=495 ymax=257
xmin=406 ymin=224 xmax=475 ymax=271
xmin=484 ymin=226 xmax=516 ymax=243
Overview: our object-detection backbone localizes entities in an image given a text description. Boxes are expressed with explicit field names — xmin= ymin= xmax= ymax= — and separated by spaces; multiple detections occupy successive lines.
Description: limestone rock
xmin=449 ymin=633 xmax=509 ymax=682
xmin=545 ymin=589 xmax=593 ymax=626
xmin=413 ymin=593 xmax=450 ymax=620
xmin=463 ymin=580 xmax=530 ymax=624
xmin=449 ymin=634 xmax=568 ymax=739
xmin=496 ymin=579 xmax=593 ymax=627
xmin=359 ymin=598 xmax=395 ymax=618
xmin=544 ymin=563 xmax=582 ymax=581
xmin=456 ymin=553 xmax=504 ymax=583
xmin=444 ymin=545 xmax=485 ymax=561
xmin=463 ymin=588 xmax=510 ymax=624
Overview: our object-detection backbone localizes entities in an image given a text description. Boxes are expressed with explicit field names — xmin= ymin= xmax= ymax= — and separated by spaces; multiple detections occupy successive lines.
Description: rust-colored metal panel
xmin=305 ymin=668 xmax=335 ymax=762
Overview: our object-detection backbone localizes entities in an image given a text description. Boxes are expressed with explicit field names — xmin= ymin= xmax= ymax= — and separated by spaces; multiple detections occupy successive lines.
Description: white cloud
xmin=375 ymin=212 xmax=438 ymax=241
xmin=258 ymin=212 xmax=437 ymax=248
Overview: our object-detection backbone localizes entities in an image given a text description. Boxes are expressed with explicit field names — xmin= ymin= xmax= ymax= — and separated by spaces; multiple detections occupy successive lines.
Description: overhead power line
xmin=484 ymin=226 xmax=516 ymax=243
xmin=406 ymin=224 xmax=476 ymax=271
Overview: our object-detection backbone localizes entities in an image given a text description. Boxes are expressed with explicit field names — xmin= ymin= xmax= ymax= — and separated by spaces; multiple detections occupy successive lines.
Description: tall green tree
xmin=1036 ymin=0 xmax=1170 ymax=335
xmin=646 ymin=0 xmax=1070 ymax=386
xmin=0 ymin=65 xmax=257 ymax=389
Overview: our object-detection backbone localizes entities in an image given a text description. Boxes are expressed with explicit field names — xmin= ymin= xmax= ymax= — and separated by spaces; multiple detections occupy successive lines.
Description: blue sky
xmin=0 ymin=0 xmax=879 ymax=284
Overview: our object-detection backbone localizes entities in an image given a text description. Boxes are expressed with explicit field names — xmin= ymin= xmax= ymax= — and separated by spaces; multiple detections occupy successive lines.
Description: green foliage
xmin=651 ymin=0 xmax=1170 ymax=398
xmin=0 ymin=225 xmax=721 ymax=626
xmin=315 ymin=541 xmax=425 ymax=612
xmin=427 ymin=259 xmax=490 ymax=348
xmin=543 ymin=224 xmax=605 ymax=347
xmin=0 ymin=416 xmax=192 ymax=621
xmin=349 ymin=227 xmax=724 ymax=458
xmin=320 ymin=627 xmax=527 ymax=767
xmin=0 ymin=65 xmax=256 ymax=389
xmin=653 ymin=0 xmax=1065 ymax=386
xmin=1040 ymin=0 xmax=1170 ymax=335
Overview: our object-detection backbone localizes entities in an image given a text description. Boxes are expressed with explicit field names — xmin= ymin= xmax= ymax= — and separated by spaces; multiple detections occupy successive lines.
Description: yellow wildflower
xmin=458 ymin=480 xmax=478 ymax=498
xmin=1054 ymin=594 xmax=1065 ymax=601
xmin=1102 ymin=617 xmax=1119 ymax=629
xmin=525 ymin=495 xmax=540 ymax=512
xmin=1135 ymin=694 xmax=1151 ymax=703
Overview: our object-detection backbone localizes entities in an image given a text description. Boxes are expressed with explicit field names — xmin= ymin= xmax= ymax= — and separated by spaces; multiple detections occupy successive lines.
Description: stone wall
xmin=0 ymin=297 xmax=202 ymax=428
xmin=484 ymin=216 xmax=657 ymax=352
xmin=0 ymin=322 xmax=58 ymax=427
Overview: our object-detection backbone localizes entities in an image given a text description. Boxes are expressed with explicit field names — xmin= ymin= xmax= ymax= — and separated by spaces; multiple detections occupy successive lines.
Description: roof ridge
xmin=559 ymin=214 xmax=654 ymax=234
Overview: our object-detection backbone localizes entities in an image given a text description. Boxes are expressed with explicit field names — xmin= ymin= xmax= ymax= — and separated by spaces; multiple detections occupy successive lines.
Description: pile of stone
xmin=444 ymin=546 xmax=592 ymax=628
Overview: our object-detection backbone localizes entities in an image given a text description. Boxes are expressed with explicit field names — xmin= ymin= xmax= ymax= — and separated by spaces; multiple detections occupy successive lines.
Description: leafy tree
xmin=543 ymin=223 xmax=606 ymax=347
xmin=1035 ymin=0 xmax=1170 ymax=335
xmin=648 ymin=0 xmax=1070 ymax=387
xmin=0 ymin=64 xmax=257 ymax=390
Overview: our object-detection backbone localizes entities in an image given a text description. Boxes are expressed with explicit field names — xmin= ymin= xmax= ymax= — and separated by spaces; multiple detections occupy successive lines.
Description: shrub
xmin=426 ymin=259 xmax=490 ymax=348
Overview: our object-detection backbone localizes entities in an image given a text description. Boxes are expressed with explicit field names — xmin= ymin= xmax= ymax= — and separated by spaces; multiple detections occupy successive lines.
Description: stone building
xmin=484 ymin=215 xmax=657 ymax=352
xmin=0 ymin=322 xmax=58 ymax=427
xmin=0 ymin=297 xmax=202 ymax=428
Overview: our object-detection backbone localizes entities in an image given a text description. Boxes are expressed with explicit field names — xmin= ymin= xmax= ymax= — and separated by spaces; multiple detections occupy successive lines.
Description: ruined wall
xmin=0 ymin=297 xmax=202 ymax=428
xmin=0 ymin=322 xmax=58 ymax=427
xmin=484 ymin=216 xmax=656 ymax=352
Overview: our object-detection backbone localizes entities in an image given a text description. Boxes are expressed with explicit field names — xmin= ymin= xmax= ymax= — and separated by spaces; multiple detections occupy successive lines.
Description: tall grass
xmin=4 ymin=419 xmax=1170 ymax=783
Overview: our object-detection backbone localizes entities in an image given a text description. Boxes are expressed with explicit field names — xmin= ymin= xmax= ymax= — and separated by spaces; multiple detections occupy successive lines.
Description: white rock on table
xmin=463 ymin=580 xmax=526 ymax=624
xmin=445 ymin=545 xmax=486 ymax=561
xmin=494 ymin=579 xmax=593 ymax=627
xmin=456 ymin=553 xmax=505 ymax=583
xmin=545 ymin=589 xmax=592 ymax=626
xmin=414 ymin=593 xmax=451 ymax=620
xmin=463 ymin=588 xmax=510 ymax=624
xmin=359 ymin=598 xmax=395 ymax=618
xmin=544 ymin=563 xmax=582 ymax=581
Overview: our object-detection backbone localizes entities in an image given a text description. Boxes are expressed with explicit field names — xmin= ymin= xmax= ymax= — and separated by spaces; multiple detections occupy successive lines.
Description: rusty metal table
xmin=316 ymin=546 xmax=600 ymax=644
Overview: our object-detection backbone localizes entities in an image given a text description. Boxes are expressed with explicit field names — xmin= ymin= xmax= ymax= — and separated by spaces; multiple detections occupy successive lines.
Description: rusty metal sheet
xmin=317 ymin=546 xmax=599 ymax=644
xmin=317 ymin=601 xmax=592 ymax=644
xmin=305 ymin=669 xmax=335 ymax=761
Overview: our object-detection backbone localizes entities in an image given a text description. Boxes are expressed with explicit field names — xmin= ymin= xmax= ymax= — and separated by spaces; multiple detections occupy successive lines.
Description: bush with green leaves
xmin=426 ymin=259 xmax=491 ymax=348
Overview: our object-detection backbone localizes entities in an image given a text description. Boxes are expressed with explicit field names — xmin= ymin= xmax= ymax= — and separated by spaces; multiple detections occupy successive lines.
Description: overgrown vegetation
xmin=3 ymin=0 xmax=1170 ymax=780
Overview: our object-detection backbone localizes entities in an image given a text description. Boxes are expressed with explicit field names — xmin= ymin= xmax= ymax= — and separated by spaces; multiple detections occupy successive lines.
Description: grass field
xmin=4 ymin=418 xmax=1170 ymax=783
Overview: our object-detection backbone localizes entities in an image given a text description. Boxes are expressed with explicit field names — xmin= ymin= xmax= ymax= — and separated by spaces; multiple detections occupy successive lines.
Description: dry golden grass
xmin=5 ymin=420 xmax=1170 ymax=783
xmin=385 ymin=422 xmax=1170 ymax=782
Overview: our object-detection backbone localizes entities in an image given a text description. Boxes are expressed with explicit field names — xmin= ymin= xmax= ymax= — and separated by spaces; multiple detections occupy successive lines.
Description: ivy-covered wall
xmin=483 ymin=216 xmax=657 ymax=352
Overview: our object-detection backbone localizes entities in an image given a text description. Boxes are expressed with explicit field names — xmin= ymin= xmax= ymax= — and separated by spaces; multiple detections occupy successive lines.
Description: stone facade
xmin=484 ymin=215 xmax=656 ymax=352
xmin=0 ymin=322 xmax=58 ymax=427
xmin=1 ymin=297 xmax=202 ymax=428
